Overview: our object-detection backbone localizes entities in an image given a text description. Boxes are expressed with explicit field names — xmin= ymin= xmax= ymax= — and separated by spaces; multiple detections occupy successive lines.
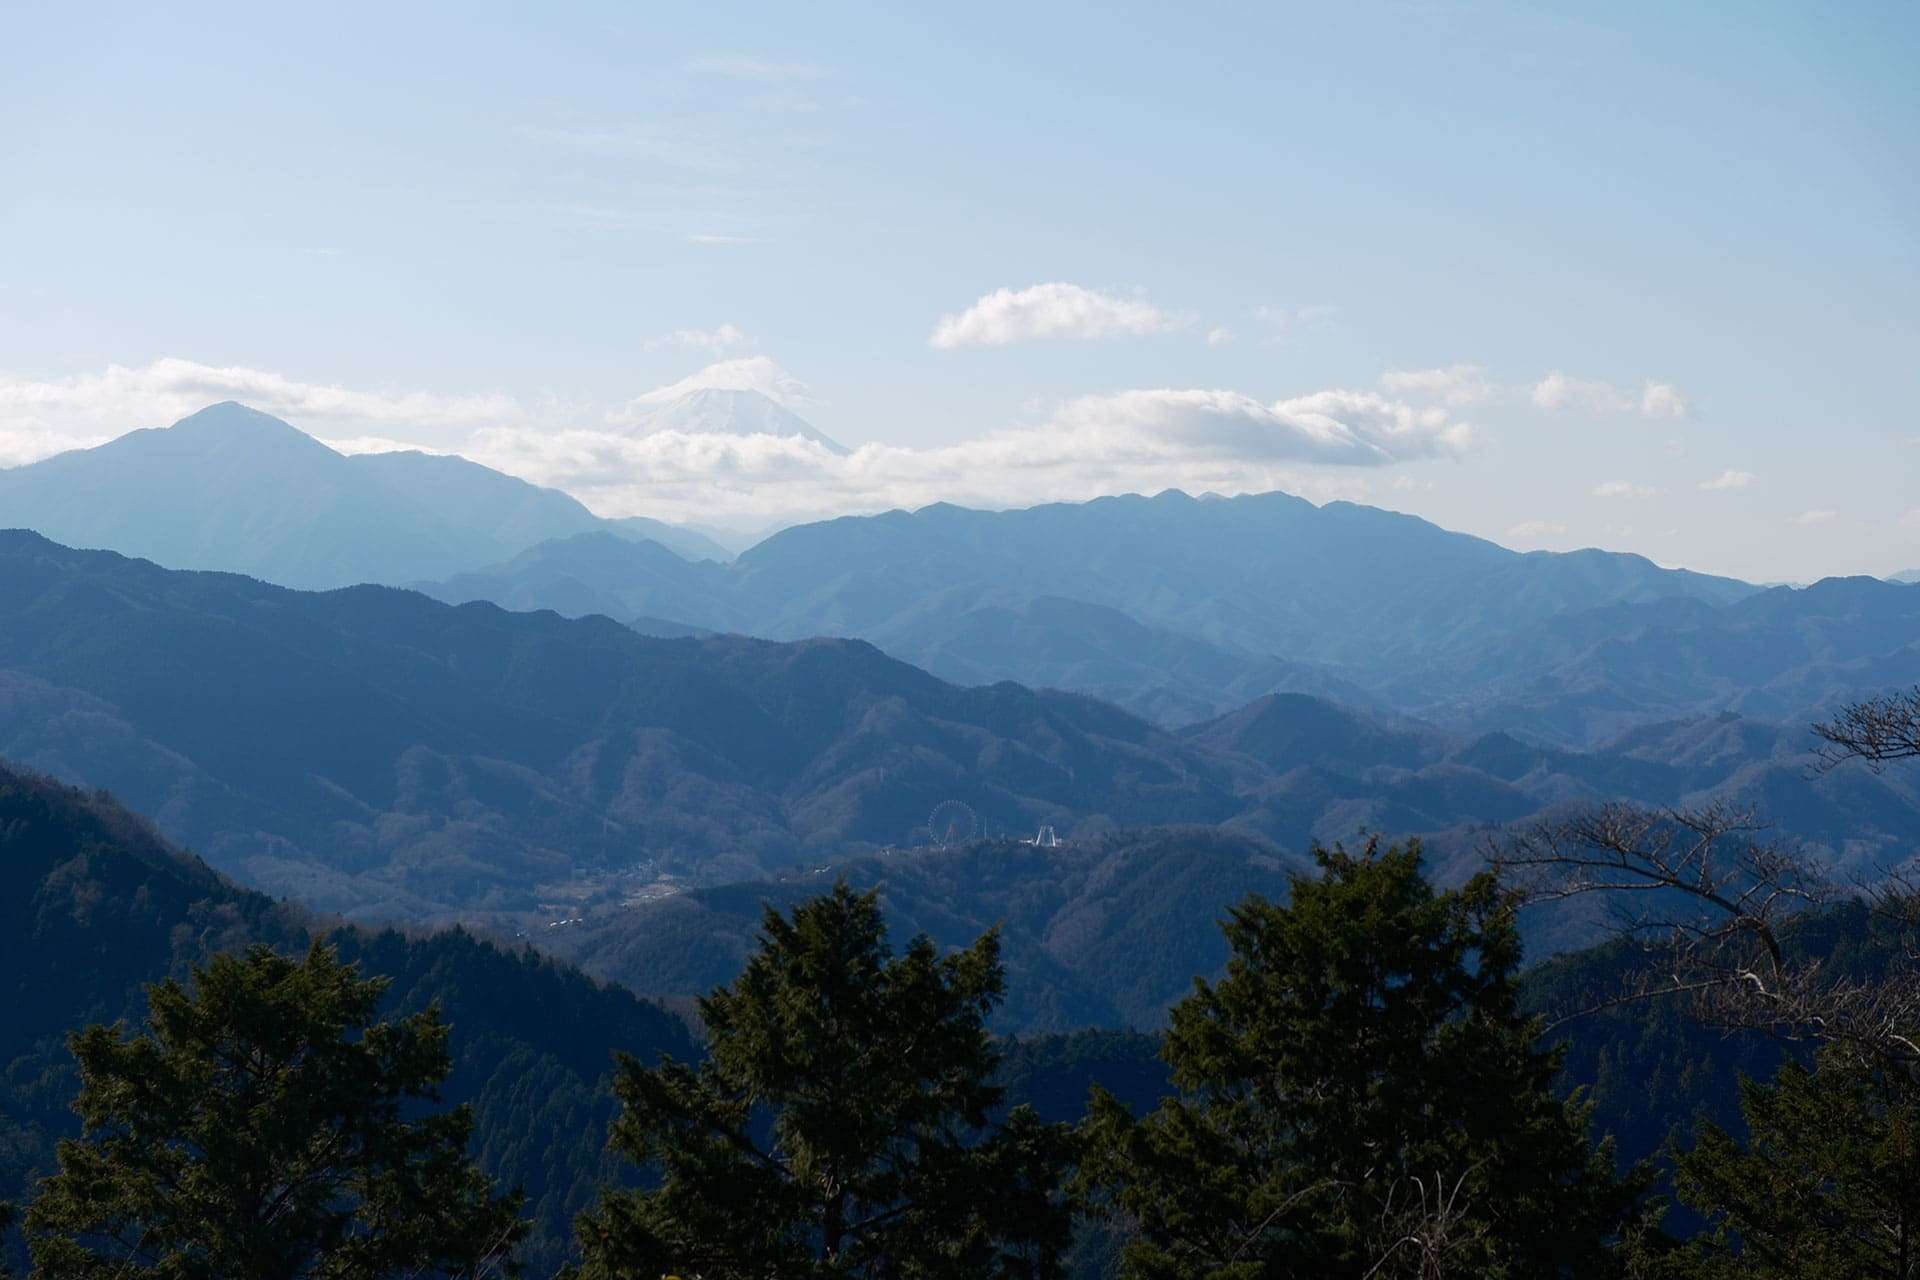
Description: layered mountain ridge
xmin=0 ymin=530 xmax=1912 ymax=935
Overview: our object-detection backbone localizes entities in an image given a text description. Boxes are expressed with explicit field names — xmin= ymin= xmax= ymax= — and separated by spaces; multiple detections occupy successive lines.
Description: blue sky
xmin=2 ymin=0 xmax=1916 ymax=578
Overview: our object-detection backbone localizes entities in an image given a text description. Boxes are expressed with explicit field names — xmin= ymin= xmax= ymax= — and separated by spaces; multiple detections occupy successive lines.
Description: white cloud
xmin=1532 ymin=372 xmax=1690 ymax=419
xmin=1205 ymin=326 xmax=1234 ymax=346
xmin=1698 ymin=469 xmax=1756 ymax=491
xmin=1505 ymin=520 xmax=1569 ymax=539
xmin=460 ymin=379 xmax=1466 ymax=525
xmin=929 ymin=283 xmax=1186 ymax=349
xmin=686 ymin=233 xmax=767 ymax=246
xmin=0 ymin=357 xmax=524 ymax=465
xmin=320 ymin=435 xmax=453 ymax=456
xmin=1043 ymin=387 xmax=1475 ymax=467
xmin=1900 ymin=508 xmax=1920 ymax=528
xmin=1640 ymin=382 xmax=1689 ymax=418
xmin=1592 ymin=481 xmax=1659 ymax=498
xmin=0 ymin=358 xmax=1476 ymax=528
xmin=464 ymin=393 xmax=1466 ymax=529
xmin=1790 ymin=509 xmax=1836 ymax=525
xmin=1385 ymin=366 xmax=1689 ymax=420
xmin=469 ymin=383 xmax=1474 ymax=525
xmin=1380 ymin=365 xmax=1495 ymax=407
xmin=643 ymin=324 xmax=752 ymax=355
xmin=0 ymin=425 xmax=102 ymax=468
xmin=1531 ymin=372 xmax=1633 ymax=415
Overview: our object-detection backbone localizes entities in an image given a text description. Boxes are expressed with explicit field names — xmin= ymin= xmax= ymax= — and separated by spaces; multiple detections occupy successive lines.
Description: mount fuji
xmin=622 ymin=386 xmax=850 ymax=456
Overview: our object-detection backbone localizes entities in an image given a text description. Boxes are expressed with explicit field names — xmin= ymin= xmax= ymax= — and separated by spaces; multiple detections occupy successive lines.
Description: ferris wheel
xmin=926 ymin=799 xmax=979 ymax=848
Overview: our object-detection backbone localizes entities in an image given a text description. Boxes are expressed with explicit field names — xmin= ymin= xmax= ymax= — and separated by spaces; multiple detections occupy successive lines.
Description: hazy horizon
xmin=5 ymin=2 xmax=1916 ymax=580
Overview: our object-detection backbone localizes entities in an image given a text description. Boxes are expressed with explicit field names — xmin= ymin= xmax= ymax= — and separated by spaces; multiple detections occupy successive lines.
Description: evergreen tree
xmin=1661 ymin=1049 xmax=1920 ymax=1278
xmin=25 ymin=941 xmax=526 ymax=1278
xmin=1082 ymin=841 xmax=1642 ymax=1279
xmin=573 ymin=881 xmax=1077 ymax=1279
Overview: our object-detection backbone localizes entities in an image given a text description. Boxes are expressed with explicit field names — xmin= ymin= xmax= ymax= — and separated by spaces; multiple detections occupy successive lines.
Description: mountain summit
xmin=621 ymin=386 xmax=849 ymax=455
xmin=0 ymin=402 xmax=729 ymax=586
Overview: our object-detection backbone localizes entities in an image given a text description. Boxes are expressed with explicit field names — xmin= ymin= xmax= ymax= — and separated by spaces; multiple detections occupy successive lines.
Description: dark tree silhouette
xmin=25 ymin=942 xmax=526 ymax=1279
xmin=574 ymin=881 xmax=1077 ymax=1279
xmin=1081 ymin=841 xmax=1642 ymax=1279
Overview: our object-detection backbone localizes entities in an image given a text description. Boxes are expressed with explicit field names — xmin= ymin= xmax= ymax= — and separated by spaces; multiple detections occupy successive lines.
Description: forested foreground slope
xmin=6 ymin=760 xmax=1915 ymax=1276
xmin=0 ymin=765 xmax=1183 ymax=1274
xmin=0 ymin=763 xmax=696 ymax=1272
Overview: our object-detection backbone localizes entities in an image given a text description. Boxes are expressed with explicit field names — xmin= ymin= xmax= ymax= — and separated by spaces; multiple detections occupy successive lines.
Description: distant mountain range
xmin=1892 ymin=567 xmax=1920 ymax=584
xmin=18 ymin=402 xmax=1910 ymax=747
xmin=417 ymin=492 xmax=1920 ymax=745
xmin=0 ymin=532 xmax=1248 ymax=919
xmin=1 ymin=531 xmax=1912 ymax=933
xmin=0 ymin=403 xmax=731 ymax=588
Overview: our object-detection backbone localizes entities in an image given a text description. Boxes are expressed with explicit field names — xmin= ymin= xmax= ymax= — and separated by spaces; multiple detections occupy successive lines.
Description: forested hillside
xmin=7 ymin=755 xmax=1917 ymax=1277
xmin=4 ymin=531 xmax=1915 ymax=937
xmin=543 ymin=828 xmax=1308 ymax=1031
xmin=0 ymin=531 xmax=1239 ymax=919
xmin=0 ymin=763 xmax=696 ymax=1273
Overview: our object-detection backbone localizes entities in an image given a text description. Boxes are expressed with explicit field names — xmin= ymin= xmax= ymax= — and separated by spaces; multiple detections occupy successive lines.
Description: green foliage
xmin=1657 ymin=1050 xmax=1920 ymax=1278
xmin=574 ymin=881 xmax=1078 ymax=1279
xmin=24 ymin=941 xmax=527 ymax=1279
xmin=1082 ymin=841 xmax=1642 ymax=1279
xmin=0 ymin=764 xmax=699 ymax=1276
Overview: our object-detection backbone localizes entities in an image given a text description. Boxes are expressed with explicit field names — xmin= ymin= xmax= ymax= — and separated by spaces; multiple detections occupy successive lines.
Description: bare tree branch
xmin=1363 ymin=1163 xmax=1487 ymax=1280
xmin=1813 ymin=686 xmax=1920 ymax=772
xmin=1490 ymin=801 xmax=1920 ymax=1073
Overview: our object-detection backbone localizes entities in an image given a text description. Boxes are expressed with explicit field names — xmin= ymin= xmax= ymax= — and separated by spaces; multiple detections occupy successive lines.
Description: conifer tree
xmin=573 ymin=881 xmax=1077 ymax=1279
xmin=1081 ymin=841 xmax=1642 ymax=1279
xmin=1661 ymin=1049 xmax=1920 ymax=1278
xmin=25 ymin=941 xmax=526 ymax=1278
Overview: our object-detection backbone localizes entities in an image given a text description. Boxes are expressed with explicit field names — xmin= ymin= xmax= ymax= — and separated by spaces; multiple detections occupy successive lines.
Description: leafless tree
xmin=1362 ymin=1165 xmax=1488 ymax=1280
xmin=1491 ymin=800 xmax=1920 ymax=1072
xmin=1814 ymin=685 xmax=1920 ymax=770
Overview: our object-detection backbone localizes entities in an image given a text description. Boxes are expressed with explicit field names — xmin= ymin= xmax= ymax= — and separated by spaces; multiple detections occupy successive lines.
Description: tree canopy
xmin=1660 ymin=1049 xmax=1920 ymax=1279
xmin=1082 ymin=841 xmax=1642 ymax=1278
xmin=25 ymin=941 xmax=526 ymax=1279
xmin=573 ymin=880 xmax=1077 ymax=1279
